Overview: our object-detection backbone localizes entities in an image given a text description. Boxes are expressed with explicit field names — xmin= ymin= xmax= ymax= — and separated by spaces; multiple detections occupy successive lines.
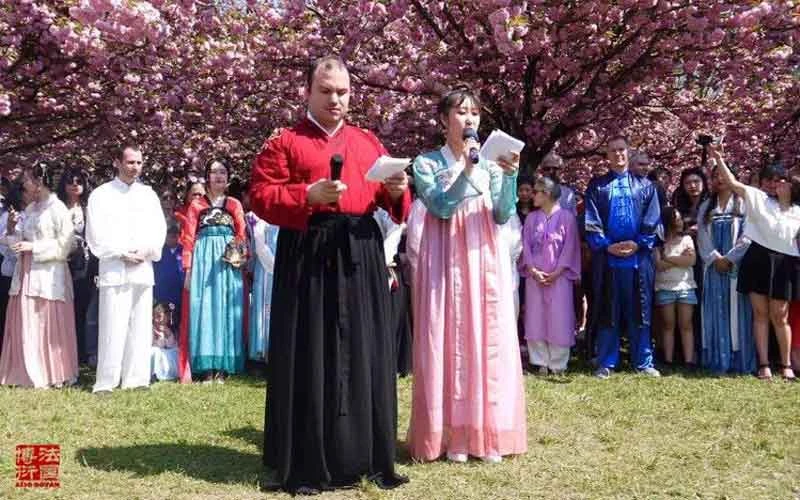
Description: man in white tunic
xmin=86 ymin=144 xmax=167 ymax=393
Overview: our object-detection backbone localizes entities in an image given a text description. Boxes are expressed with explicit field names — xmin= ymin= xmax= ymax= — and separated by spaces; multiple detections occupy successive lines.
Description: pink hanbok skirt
xmin=408 ymin=197 xmax=527 ymax=460
xmin=0 ymin=254 xmax=78 ymax=387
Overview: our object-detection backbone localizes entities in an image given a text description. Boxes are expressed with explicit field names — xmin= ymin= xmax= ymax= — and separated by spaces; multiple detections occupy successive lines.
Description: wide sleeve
xmin=584 ymin=179 xmax=611 ymax=253
xmin=522 ymin=212 xmax=537 ymax=271
xmin=375 ymin=185 xmax=411 ymax=224
xmin=86 ymin=190 xmax=124 ymax=260
xmin=696 ymin=199 xmax=721 ymax=265
xmin=413 ymin=154 xmax=477 ymax=219
xmin=555 ymin=212 xmax=581 ymax=281
xmin=0 ymin=211 xmax=20 ymax=247
xmin=179 ymin=201 xmax=201 ymax=271
xmin=249 ymin=132 xmax=311 ymax=230
xmin=252 ymin=219 xmax=275 ymax=271
xmin=726 ymin=197 xmax=751 ymax=265
xmin=228 ymin=198 xmax=247 ymax=243
xmin=504 ymin=213 xmax=523 ymax=264
xmin=635 ymin=182 xmax=660 ymax=251
xmin=489 ymin=163 xmax=518 ymax=225
xmin=31 ymin=205 xmax=74 ymax=263
xmin=142 ymin=189 xmax=167 ymax=262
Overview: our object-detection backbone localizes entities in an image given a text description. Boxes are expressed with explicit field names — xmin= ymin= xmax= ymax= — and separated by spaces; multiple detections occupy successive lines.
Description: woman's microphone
xmin=462 ymin=128 xmax=480 ymax=164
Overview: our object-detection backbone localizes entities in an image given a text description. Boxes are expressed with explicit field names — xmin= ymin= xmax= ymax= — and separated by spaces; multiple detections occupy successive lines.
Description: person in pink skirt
xmin=407 ymin=87 xmax=527 ymax=464
xmin=0 ymin=162 xmax=78 ymax=388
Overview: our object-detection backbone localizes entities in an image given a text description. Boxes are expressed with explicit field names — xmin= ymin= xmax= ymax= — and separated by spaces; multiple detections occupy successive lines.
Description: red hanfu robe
xmin=250 ymin=118 xmax=410 ymax=493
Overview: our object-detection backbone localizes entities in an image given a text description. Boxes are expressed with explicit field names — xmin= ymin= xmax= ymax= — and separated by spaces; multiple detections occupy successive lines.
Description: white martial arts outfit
xmin=86 ymin=177 xmax=166 ymax=392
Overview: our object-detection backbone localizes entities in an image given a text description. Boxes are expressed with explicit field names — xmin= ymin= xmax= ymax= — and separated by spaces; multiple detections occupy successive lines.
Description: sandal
xmin=757 ymin=364 xmax=772 ymax=380
xmin=780 ymin=365 xmax=797 ymax=382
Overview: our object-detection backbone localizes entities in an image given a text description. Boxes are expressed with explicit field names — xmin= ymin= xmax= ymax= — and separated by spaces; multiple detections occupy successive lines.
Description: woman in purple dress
xmin=522 ymin=176 xmax=581 ymax=374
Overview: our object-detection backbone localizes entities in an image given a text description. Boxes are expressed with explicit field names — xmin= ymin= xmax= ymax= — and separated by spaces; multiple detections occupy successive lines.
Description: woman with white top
xmin=654 ymin=206 xmax=698 ymax=368
xmin=713 ymin=145 xmax=799 ymax=381
xmin=0 ymin=163 xmax=78 ymax=388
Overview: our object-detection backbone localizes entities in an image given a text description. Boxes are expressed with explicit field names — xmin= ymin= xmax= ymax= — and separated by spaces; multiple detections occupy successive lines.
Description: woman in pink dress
xmin=0 ymin=162 xmax=78 ymax=388
xmin=408 ymin=88 xmax=527 ymax=463
xmin=522 ymin=176 xmax=581 ymax=375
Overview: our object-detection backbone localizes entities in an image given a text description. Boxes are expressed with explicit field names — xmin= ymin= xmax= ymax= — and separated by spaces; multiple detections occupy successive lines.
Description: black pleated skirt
xmin=262 ymin=213 xmax=405 ymax=493
xmin=737 ymin=241 xmax=800 ymax=301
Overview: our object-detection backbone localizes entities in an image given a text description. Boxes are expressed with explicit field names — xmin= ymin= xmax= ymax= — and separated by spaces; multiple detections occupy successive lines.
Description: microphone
xmin=462 ymin=128 xmax=480 ymax=164
xmin=330 ymin=154 xmax=344 ymax=181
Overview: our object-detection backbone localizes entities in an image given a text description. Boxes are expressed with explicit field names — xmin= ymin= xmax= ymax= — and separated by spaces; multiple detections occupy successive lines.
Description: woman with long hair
xmin=0 ymin=162 xmax=78 ymax=387
xmin=56 ymin=166 xmax=93 ymax=364
xmin=696 ymin=163 xmax=755 ymax=374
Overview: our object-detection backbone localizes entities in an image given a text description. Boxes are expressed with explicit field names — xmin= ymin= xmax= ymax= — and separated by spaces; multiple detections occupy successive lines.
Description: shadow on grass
xmin=224 ymin=426 xmax=263 ymax=452
xmin=76 ymin=443 xmax=261 ymax=484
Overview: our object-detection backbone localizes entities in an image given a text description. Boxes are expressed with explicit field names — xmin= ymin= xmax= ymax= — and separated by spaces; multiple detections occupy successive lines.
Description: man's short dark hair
xmin=117 ymin=143 xmax=142 ymax=161
xmin=607 ymin=134 xmax=628 ymax=146
xmin=306 ymin=55 xmax=348 ymax=88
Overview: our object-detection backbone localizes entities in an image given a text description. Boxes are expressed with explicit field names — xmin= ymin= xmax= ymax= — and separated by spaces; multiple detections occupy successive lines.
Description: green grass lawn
xmin=0 ymin=367 xmax=798 ymax=499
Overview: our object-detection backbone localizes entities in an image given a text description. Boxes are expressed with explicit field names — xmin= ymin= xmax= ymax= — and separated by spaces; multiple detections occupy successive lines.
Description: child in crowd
xmin=654 ymin=206 xmax=698 ymax=368
xmin=151 ymin=302 xmax=178 ymax=381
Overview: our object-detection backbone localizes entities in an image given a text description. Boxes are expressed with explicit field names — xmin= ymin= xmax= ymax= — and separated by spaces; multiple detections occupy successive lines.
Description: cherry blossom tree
xmin=0 ymin=0 xmax=797 ymax=190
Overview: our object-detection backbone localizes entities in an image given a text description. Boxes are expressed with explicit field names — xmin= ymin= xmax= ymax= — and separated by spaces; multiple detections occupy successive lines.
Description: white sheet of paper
xmin=479 ymin=129 xmax=526 ymax=162
xmin=365 ymin=155 xmax=411 ymax=182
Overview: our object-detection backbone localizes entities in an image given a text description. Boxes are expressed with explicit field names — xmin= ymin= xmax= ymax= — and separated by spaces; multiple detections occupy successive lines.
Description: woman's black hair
xmin=517 ymin=175 xmax=534 ymax=187
xmin=437 ymin=86 xmax=482 ymax=127
xmin=759 ymin=163 xmax=788 ymax=183
xmin=702 ymin=164 xmax=741 ymax=224
xmin=661 ymin=205 xmax=683 ymax=238
xmin=672 ymin=167 xmax=709 ymax=218
xmin=204 ymin=157 xmax=232 ymax=181
xmin=4 ymin=179 xmax=25 ymax=212
xmin=29 ymin=160 xmax=56 ymax=191
xmin=56 ymin=166 xmax=90 ymax=207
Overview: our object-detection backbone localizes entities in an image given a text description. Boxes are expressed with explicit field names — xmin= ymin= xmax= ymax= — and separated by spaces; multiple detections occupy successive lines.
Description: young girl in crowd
xmin=151 ymin=302 xmax=178 ymax=381
xmin=654 ymin=206 xmax=698 ymax=368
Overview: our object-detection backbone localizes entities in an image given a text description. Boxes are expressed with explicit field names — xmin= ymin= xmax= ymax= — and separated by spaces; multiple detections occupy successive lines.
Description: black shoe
xmin=373 ymin=472 xmax=409 ymax=490
xmin=258 ymin=467 xmax=281 ymax=492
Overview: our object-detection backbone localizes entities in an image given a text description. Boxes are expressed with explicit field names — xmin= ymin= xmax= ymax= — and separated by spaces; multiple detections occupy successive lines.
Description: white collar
xmin=440 ymin=145 xmax=464 ymax=167
xmin=112 ymin=176 xmax=136 ymax=192
xmin=306 ymin=111 xmax=343 ymax=137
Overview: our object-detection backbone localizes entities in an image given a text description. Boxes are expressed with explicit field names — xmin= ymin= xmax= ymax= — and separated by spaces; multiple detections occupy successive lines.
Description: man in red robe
xmin=250 ymin=55 xmax=410 ymax=494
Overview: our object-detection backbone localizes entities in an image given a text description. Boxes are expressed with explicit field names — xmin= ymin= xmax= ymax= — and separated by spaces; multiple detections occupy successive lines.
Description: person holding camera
xmin=712 ymin=144 xmax=798 ymax=381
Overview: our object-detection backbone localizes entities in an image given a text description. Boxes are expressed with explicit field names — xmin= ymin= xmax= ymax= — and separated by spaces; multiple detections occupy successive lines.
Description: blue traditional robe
xmin=584 ymin=169 xmax=660 ymax=370
xmin=154 ymin=244 xmax=184 ymax=312
xmin=696 ymin=196 xmax=755 ymax=374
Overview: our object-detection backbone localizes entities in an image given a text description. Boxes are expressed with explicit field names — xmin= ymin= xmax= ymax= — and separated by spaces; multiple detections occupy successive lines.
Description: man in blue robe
xmin=584 ymin=135 xmax=661 ymax=378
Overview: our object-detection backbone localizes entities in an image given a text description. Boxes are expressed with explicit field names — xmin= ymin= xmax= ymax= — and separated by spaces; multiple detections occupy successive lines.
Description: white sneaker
xmin=446 ymin=452 xmax=467 ymax=463
xmin=481 ymin=455 xmax=502 ymax=464
xmin=638 ymin=367 xmax=661 ymax=377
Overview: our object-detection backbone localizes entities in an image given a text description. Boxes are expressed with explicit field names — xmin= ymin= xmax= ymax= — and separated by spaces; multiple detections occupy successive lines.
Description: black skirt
xmin=262 ymin=213 xmax=405 ymax=493
xmin=737 ymin=241 xmax=800 ymax=301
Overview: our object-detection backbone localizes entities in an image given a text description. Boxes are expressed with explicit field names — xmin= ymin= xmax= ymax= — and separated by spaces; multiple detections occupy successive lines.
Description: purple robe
xmin=522 ymin=205 xmax=581 ymax=347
